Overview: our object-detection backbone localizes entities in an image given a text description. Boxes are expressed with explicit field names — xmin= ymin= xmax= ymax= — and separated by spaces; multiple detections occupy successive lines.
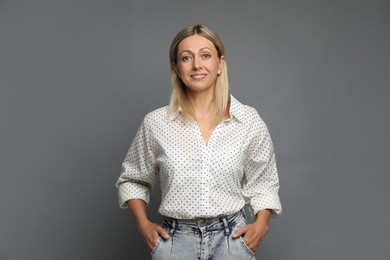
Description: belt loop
xmin=241 ymin=208 xmax=247 ymax=219
xmin=221 ymin=217 xmax=230 ymax=236
xmin=169 ymin=219 xmax=177 ymax=236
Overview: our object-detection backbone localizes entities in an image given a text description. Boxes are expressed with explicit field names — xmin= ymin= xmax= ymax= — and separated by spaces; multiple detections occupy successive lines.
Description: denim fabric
xmin=150 ymin=210 xmax=256 ymax=260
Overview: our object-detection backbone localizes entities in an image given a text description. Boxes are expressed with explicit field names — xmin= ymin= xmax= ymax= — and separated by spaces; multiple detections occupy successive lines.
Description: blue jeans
xmin=151 ymin=209 xmax=256 ymax=260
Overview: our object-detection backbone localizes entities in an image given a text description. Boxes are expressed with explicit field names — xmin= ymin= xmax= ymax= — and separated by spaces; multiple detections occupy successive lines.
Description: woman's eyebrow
xmin=179 ymin=47 xmax=212 ymax=55
xmin=179 ymin=50 xmax=194 ymax=55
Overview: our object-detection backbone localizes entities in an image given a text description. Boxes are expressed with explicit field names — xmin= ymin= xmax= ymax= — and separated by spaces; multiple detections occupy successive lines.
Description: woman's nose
xmin=192 ymin=57 xmax=201 ymax=70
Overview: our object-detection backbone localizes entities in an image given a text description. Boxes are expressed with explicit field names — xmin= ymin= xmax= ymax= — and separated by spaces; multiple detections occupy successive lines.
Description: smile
xmin=191 ymin=74 xmax=207 ymax=79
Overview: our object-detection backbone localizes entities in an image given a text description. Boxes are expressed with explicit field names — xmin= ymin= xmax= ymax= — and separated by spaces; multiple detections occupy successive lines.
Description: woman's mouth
xmin=191 ymin=74 xmax=207 ymax=80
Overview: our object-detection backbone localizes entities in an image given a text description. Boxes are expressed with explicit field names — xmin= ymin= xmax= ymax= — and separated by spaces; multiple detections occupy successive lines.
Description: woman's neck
xmin=187 ymin=89 xmax=215 ymax=120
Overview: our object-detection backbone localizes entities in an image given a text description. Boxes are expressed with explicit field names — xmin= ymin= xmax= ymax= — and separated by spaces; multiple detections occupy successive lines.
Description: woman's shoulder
xmin=231 ymin=97 xmax=271 ymax=137
xmin=230 ymin=95 xmax=264 ymax=123
xmin=142 ymin=106 xmax=170 ymax=125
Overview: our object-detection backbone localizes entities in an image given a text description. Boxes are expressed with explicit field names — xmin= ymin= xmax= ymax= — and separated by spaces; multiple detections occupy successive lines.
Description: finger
xmin=232 ymin=226 xmax=248 ymax=238
xmin=156 ymin=225 xmax=170 ymax=239
xmin=146 ymin=236 xmax=158 ymax=252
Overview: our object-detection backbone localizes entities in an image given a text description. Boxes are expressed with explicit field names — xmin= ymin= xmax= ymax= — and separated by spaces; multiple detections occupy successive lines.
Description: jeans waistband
xmin=161 ymin=209 xmax=246 ymax=236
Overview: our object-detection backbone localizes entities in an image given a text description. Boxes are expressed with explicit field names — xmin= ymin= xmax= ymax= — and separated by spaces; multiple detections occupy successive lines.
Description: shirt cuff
xmin=117 ymin=182 xmax=150 ymax=208
xmin=249 ymin=194 xmax=282 ymax=219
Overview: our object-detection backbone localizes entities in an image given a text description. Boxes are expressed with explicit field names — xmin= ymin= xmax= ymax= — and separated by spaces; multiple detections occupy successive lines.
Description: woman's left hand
xmin=232 ymin=209 xmax=271 ymax=252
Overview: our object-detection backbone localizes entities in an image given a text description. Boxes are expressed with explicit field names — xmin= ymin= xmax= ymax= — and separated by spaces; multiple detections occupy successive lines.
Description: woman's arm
xmin=127 ymin=199 xmax=170 ymax=251
xmin=234 ymin=109 xmax=281 ymax=252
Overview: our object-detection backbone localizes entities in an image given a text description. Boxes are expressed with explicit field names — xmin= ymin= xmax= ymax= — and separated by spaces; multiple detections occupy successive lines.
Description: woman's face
xmin=173 ymin=34 xmax=224 ymax=94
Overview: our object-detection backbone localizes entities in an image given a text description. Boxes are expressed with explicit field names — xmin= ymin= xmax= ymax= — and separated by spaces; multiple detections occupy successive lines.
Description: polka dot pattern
xmin=116 ymin=95 xmax=282 ymax=219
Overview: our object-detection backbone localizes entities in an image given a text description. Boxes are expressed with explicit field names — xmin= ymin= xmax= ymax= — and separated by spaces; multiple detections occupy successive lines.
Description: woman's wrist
xmin=127 ymin=199 xmax=151 ymax=227
xmin=255 ymin=209 xmax=272 ymax=225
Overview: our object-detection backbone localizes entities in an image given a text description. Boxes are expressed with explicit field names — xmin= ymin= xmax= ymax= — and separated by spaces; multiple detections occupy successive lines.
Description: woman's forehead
xmin=177 ymin=35 xmax=216 ymax=53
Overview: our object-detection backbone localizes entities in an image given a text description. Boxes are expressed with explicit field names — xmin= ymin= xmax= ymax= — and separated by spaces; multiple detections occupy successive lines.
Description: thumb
xmin=232 ymin=226 xmax=247 ymax=238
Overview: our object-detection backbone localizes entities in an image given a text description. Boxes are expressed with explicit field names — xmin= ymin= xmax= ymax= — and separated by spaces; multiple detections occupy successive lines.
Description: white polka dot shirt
xmin=116 ymin=95 xmax=282 ymax=219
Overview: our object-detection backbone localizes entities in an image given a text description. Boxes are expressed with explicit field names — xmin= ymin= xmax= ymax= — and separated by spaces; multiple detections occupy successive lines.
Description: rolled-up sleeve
xmin=115 ymin=116 xmax=158 ymax=208
xmin=242 ymin=109 xmax=282 ymax=218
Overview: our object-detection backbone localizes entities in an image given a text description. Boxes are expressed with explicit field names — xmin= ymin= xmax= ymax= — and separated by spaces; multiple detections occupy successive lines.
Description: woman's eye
xmin=202 ymin=53 xmax=211 ymax=59
xmin=182 ymin=56 xmax=191 ymax=61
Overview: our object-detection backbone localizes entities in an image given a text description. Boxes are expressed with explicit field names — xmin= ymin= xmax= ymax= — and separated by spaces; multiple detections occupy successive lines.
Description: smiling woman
xmin=116 ymin=24 xmax=282 ymax=260
xmin=168 ymin=25 xmax=229 ymax=125
xmin=173 ymin=35 xmax=224 ymax=95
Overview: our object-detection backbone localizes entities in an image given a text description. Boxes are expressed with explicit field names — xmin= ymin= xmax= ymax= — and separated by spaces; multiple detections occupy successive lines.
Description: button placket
xmin=202 ymin=145 xmax=210 ymax=214
xmin=192 ymin=121 xmax=209 ymax=215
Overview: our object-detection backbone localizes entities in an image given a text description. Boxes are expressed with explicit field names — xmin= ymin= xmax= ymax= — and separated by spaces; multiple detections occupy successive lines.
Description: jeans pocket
xmin=150 ymin=237 xmax=162 ymax=255
xmin=238 ymin=236 xmax=256 ymax=256
xmin=233 ymin=221 xmax=256 ymax=256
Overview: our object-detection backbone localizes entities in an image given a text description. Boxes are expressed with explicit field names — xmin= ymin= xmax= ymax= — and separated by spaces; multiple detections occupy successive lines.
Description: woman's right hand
xmin=137 ymin=220 xmax=170 ymax=251
xmin=127 ymin=199 xmax=170 ymax=251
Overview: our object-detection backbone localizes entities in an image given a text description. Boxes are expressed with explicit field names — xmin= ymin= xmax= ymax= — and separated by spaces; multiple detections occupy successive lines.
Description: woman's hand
xmin=137 ymin=220 xmax=170 ymax=251
xmin=232 ymin=209 xmax=271 ymax=252
xmin=126 ymin=199 xmax=170 ymax=251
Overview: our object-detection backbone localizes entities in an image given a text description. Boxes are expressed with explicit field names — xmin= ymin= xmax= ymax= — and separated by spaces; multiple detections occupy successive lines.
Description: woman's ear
xmin=218 ymin=55 xmax=225 ymax=75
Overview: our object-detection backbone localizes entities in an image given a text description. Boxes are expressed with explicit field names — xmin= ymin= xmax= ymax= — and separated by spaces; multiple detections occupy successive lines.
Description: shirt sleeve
xmin=242 ymin=108 xmax=282 ymax=218
xmin=115 ymin=116 xmax=158 ymax=208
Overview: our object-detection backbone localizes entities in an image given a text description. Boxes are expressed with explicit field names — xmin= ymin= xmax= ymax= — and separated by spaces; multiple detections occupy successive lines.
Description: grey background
xmin=1 ymin=0 xmax=389 ymax=259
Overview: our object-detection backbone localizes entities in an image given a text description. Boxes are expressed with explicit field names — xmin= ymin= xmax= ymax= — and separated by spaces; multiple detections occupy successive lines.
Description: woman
xmin=116 ymin=24 xmax=282 ymax=260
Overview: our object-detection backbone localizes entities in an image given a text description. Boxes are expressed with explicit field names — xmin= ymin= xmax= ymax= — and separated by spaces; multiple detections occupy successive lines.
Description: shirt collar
xmin=167 ymin=94 xmax=245 ymax=122
xmin=228 ymin=95 xmax=245 ymax=123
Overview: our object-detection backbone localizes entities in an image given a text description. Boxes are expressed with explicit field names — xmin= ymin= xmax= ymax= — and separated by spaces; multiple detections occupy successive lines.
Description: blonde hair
xmin=168 ymin=24 xmax=230 ymax=122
